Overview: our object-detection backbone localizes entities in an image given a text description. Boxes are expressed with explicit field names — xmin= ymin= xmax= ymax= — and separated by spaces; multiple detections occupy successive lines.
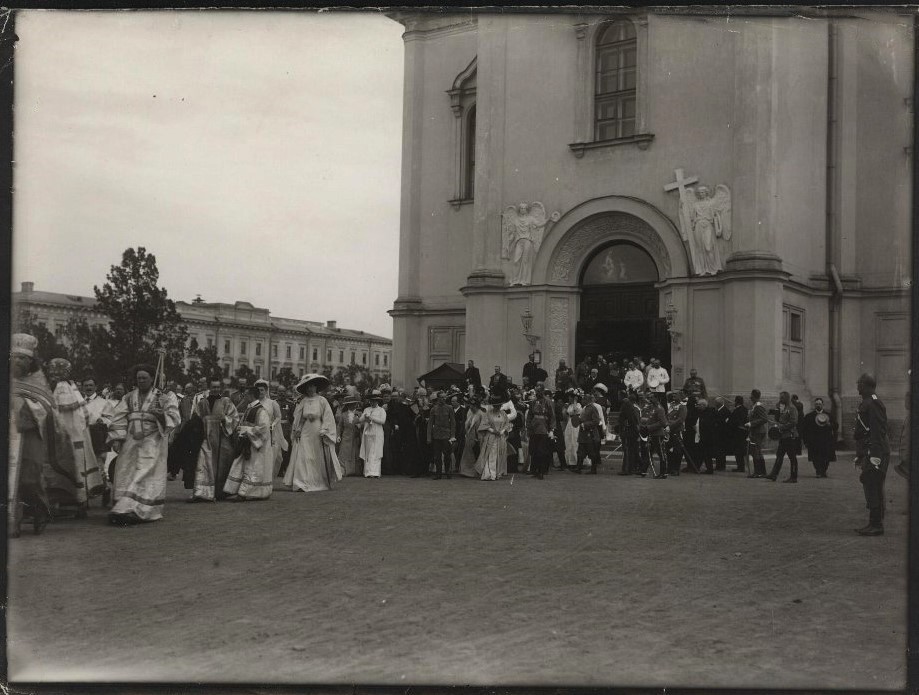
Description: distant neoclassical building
xmin=387 ymin=10 xmax=912 ymax=434
xmin=13 ymin=282 xmax=393 ymax=381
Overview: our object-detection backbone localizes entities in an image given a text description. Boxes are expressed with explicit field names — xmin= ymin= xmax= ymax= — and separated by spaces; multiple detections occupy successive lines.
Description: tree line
xmin=15 ymin=247 xmax=391 ymax=391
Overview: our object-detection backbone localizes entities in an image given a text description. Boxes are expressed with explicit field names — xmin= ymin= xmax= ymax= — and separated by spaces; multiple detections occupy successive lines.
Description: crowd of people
xmin=8 ymin=332 xmax=895 ymax=538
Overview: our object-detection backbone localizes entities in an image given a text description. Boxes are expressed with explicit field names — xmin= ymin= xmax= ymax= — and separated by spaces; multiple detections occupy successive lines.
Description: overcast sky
xmin=13 ymin=10 xmax=405 ymax=339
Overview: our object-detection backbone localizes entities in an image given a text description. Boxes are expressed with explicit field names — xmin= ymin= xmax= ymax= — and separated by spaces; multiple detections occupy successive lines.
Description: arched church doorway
xmin=575 ymin=241 xmax=671 ymax=368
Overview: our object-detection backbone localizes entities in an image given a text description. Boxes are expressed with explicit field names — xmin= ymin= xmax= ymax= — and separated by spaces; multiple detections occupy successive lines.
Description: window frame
xmin=569 ymin=16 xmax=653 ymax=157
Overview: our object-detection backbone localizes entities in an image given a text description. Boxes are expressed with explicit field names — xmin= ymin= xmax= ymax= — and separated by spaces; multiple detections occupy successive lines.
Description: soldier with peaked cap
xmin=853 ymin=374 xmax=890 ymax=536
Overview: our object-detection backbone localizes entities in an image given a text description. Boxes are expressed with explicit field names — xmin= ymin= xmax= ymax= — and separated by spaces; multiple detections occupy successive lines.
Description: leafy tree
xmin=94 ymin=247 xmax=189 ymax=384
xmin=276 ymin=367 xmax=297 ymax=389
xmin=235 ymin=364 xmax=256 ymax=384
xmin=62 ymin=316 xmax=114 ymax=382
xmin=186 ymin=341 xmax=221 ymax=384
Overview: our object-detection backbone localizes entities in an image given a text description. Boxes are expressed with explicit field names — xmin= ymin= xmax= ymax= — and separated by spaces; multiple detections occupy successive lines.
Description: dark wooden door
xmin=576 ymin=284 xmax=670 ymax=368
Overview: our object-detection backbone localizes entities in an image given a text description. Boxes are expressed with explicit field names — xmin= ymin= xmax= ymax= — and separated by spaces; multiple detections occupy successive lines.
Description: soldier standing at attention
xmin=854 ymin=373 xmax=890 ymax=536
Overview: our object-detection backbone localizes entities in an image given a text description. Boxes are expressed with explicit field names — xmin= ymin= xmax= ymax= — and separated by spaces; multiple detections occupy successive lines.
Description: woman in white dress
xmin=564 ymin=389 xmax=583 ymax=470
xmin=475 ymin=394 xmax=512 ymax=481
xmin=224 ymin=383 xmax=274 ymax=501
xmin=284 ymin=373 xmax=342 ymax=492
xmin=359 ymin=390 xmax=386 ymax=478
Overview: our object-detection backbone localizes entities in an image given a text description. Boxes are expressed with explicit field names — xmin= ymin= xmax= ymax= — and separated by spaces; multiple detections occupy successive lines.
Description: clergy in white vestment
xmin=224 ymin=383 xmax=274 ymax=501
xmin=81 ymin=376 xmax=114 ymax=500
xmin=107 ymin=364 xmax=179 ymax=525
xmin=359 ymin=391 xmax=387 ymax=478
xmin=285 ymin=373 xmax=342 ymax=492
xmin=47 ymin=358 xmax=104 ymax=503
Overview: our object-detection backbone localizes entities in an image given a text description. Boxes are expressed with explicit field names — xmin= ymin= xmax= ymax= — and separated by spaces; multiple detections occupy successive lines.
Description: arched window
xmin=464 ymin=105 xmax=476 ymax=199
xmin=594 ymin=20 xmax=637 ymax=141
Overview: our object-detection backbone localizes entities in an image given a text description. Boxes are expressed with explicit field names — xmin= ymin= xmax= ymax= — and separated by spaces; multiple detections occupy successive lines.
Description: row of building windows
xmin=198 ymin=335 xmax=387 ymax=367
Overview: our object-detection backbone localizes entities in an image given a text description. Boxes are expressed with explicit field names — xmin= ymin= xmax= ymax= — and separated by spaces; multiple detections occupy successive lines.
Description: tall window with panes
xmin=594 ymin=21 xmax=637 ymax=141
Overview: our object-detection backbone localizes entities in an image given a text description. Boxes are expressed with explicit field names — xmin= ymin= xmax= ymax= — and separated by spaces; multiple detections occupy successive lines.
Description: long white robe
xmin=359 ymin=405 xmax=386 ymax=477
xmin=224 ymin=402 xmax=273 ymax=500
xmin=285 ymin=396 xmax=342 ymax=492
xmin=475 ymin=408 xmax=511 ymax=481
xmin=564 ymin=403 xmax=582 ymax=468
xmin=108 ymin=389 xmax=179 ymax=521
xmin=52 ymin=380 xmax=103 ymax=501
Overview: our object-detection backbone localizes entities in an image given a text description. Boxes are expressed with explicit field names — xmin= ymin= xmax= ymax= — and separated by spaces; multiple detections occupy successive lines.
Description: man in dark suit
xmin=727 ymin=395 xmax=749 ymax=473
xmin=801 ymin=397 xmax=838 ymax=478
xmin=617 ymin=394 xmax=640 ymax=475
xmin=522 ymin=357 xmax=539 ymax=389
xmin=854 ymin=374 xmax=890 ymax=535
xmin=464 ymin=360 xmax=482 ymax=392
xmin=696 ymin=398 xmax=719 ymax=474
xmin=489 ymin=366 xmax=509 ymax=400
xmin=450 ymin=393 xmax=467 ymax=474
xmin=745 ymin=389 xmax=769 ymax=477
xmin=713 ymin=396 xmax=731 ymax=470
xmin=554 ymin=359 xmax=574 ymax=391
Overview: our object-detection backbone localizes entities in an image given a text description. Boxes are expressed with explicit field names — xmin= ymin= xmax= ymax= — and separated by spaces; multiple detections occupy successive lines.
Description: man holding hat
xmin=801 ymin=397 xmax=838 ymax=478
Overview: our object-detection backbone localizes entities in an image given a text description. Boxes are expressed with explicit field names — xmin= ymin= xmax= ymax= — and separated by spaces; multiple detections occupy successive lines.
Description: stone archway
xmin=532 ymin=196 xmax=688 ymax=374
xmin=532 ymin=195 xmax=688 ymax=286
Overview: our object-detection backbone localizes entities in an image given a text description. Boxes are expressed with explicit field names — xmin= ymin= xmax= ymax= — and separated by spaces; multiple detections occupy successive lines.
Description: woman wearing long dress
xmin=285 ymin=374 xmax=342 ymax=492
xmin=459 ymin=396 xmax=485 ymax=477
xmin=224 ymin=383 xmax=274 ymax=501
xmin=564 ymin=390 xmax=583 ymax=470
xmin=336 ymin=397 xmax=362 ymax=476
xmin=359 ymin=391 xmax=386 ymax=478
xmin=475 ymin=395 xmax=512 ymax=481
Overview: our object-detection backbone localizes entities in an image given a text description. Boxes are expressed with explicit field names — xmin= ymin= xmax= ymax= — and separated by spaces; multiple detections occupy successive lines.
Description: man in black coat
xmin=713 ymin=396 xmax=732 ymax=471
xmin=745 ymin=389 xmax=769 ymax=477
xmin=450 ymin=393 xmax=467 ymax=474
xmin=489 ymin=366 xmax=509 ymax=400
xmin=727 ymin=395 xmax=749 ymax=473
xmin=464 ymin=360 xmax=482 ymax=392
xmin=617 ymin=394 xmax=640 ymax=475
xmin=696 ymin=398 xmax=719 ymax=474
xmin=801 ymin=397 xmax=838 ymax=478
xmin=665 ymin=391 xmax=688 ymax=475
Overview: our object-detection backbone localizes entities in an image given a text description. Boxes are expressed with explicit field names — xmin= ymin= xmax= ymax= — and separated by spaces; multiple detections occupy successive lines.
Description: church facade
xmin=388 ymin=10 xmax=912 ymax=432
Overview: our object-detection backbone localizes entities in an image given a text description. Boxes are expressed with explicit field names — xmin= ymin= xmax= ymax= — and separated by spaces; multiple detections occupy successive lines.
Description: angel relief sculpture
xmin=501 ymin=201 xmax=561 ymax=286
xmin=679 ymin=184 xmax=732 ymax=276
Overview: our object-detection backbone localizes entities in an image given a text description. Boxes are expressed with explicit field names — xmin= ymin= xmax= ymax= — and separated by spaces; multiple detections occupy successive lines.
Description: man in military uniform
xmin=665 ymin=391 xmax=688 ymax=475
xmin=854 ymin=373 xmax=890 ymax=536
xmin=682 ymin=368 xmax=708 ymax=400
xmin=617 ymin=393 xmax=640 ymax=475
xmin=745 ymin=389 xmax=769 ymax=477
xmin=636 ymin=392 xmax=669 ymax=478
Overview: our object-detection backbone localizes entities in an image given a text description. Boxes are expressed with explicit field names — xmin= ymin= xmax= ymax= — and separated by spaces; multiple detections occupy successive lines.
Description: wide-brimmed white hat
xmin=593 ymin=382 xmax=609 ymax=394
xmin=295 ymin=373 xmax=331 ymax=394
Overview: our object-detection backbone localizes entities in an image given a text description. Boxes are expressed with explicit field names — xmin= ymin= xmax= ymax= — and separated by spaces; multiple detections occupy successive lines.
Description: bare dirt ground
xmin=7 ymin=451 xmax=908 ymax=690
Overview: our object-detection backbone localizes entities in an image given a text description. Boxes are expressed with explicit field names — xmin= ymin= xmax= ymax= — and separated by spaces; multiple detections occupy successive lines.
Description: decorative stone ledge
xmin=724 ymin=251 xmax=784 ymax=273
xmin=568 ymin=133 xmax=655 ymax=158
xmin=448 ymin=198 xmax=474 ymax=209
